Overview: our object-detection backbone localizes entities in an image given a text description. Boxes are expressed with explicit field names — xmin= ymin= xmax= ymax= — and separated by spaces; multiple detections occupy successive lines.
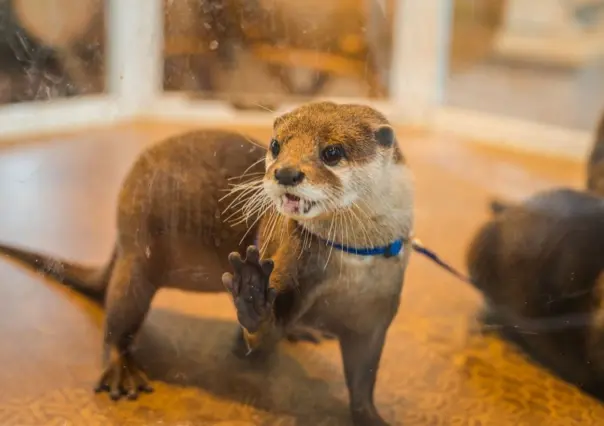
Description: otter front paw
xmin=222 ymin=245 xmax=276 ymax=333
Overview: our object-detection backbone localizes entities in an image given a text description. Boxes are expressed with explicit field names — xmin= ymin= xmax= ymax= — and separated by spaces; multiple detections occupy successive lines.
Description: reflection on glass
xmin=447 ymin=0 xmax=604 ymax=130
xmin=162 ymin=0 xmax=395 ymax=102
xmin=0 ymin=0 xmax=105 ymax=104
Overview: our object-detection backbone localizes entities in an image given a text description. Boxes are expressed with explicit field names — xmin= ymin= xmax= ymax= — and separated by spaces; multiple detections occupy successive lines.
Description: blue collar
xmin=321 ymin=238 xmax=405 ymax=257
xmin=320 ymin=238 xmax=405 ymax=258
xmin=255 ymin=224 xmax=406 ymax=258
xmin=296 ymin=223 xmax=405 ymax=258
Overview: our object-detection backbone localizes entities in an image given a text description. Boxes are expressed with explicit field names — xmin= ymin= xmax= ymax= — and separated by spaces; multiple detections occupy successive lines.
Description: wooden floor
xmin=0 ymin=122 xmax=600 ymax=425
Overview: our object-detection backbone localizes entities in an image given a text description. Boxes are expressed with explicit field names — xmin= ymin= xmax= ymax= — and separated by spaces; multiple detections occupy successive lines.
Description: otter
xmin=0 ymin=129 xmax=325 ymax=401
xmin=220 ymin=101 xmax=415 ymax=426
xmin=466 ymin=188 xmax=604 ymax=398
xmin=587 ymin=110 xmax=604 ymax=196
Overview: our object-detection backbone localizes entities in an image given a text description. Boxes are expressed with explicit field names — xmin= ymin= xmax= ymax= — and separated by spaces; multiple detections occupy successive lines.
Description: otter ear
xmin=374 ymin=125 xmax=396 ymax=147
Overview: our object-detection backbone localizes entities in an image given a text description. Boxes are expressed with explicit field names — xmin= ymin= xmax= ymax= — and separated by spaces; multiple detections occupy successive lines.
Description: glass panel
xmin=446 ymin=0 xmax=604 ymax=130
xmin=162 ymin=0 xmax=396 ymax=104
xmin=0 ymin=0 xmax=106 ymax=104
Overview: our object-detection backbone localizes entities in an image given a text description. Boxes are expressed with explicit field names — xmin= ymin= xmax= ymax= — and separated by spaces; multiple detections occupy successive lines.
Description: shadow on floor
xmin=134 ymin=308 xmax=350 ymax=424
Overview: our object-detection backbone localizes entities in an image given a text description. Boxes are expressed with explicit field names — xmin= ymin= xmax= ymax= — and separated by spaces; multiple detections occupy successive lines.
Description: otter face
xmin=262 ymin=102 xmax=403 ymax=220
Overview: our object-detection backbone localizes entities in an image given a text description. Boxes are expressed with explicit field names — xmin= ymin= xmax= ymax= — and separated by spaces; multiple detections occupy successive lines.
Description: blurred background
xmin=0 ymin=0 xmax=601 ymax=154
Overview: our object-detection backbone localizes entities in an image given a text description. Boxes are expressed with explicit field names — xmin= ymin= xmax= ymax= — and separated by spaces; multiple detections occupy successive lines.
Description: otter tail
xmin=0 ymin=242 xmax=116 ymax=303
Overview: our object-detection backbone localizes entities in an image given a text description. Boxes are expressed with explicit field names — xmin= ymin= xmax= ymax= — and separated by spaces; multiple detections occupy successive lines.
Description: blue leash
xmin=318 ymin=231 xmax=473 ymax=284
xmin=410 ymin=238 xmax=473 ymax=283
xmin=254 ymin=230 xmax=592 ymax=331
xmin=409 ymin=239 xmax=592 ymax=331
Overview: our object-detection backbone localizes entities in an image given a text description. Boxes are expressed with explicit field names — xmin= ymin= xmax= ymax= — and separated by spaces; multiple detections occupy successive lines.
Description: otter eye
xmin=269 ymin=139 xmax=280 ymax=157
xmin=321 ymin=144 xmax=345 ymax=166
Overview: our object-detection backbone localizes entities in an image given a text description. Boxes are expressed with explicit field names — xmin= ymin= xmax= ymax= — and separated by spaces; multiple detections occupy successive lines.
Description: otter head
xmin=263 ymin=101 xmax=404 ymax=221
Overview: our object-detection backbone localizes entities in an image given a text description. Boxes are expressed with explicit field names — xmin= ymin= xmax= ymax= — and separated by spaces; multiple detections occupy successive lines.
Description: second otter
xmin=222 ymin=101 xmax=415 ymax=426
xmin=467 ymin=188 xmax=604 ymax=398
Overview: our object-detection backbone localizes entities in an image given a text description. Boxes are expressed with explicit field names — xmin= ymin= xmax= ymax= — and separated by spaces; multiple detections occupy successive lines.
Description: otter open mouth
xmin=281 ymin=193 xmax=317 ymax=215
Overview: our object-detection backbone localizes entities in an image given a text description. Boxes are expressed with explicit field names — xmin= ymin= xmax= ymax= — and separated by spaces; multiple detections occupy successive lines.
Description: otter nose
xmin=274 ymin=167 xmax=305 ymax=186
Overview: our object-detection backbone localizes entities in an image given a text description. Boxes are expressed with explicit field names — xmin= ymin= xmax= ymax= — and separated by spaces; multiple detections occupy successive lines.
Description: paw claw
xmin=95 ymin=352 xmax=151 ymax=402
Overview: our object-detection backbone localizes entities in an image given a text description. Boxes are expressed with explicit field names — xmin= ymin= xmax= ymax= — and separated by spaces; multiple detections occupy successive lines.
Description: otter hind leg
xmin=95 ymin=252 xmax=157 ymax=400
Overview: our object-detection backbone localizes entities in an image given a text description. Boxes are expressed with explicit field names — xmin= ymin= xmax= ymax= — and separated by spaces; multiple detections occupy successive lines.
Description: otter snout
xmin=274 ymin=167 xmax=305 ymax=186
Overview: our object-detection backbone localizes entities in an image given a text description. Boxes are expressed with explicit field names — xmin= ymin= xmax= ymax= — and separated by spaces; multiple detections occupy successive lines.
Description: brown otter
xmin=0 ymin=129 xmax=325 ymax=400
xmin=467 ymin=188 xmax=604 ymax=398
xmin=587 ymin=110 xmax=604 ymax=195
xmin=221 ymin=101 xmax=415 ymax=426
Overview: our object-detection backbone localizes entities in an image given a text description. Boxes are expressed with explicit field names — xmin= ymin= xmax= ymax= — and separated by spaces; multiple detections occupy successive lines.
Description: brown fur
xmin=467 ymin=188 xmax=604 ymax=398
xmin=587 ymin=110 xmax=604 ymax=195
xmin=222 ymin=102 xmax=414 ymax=426
xmin=0 ymin=129 xmax=280 ymax=399
xmin=274 ymin=102 xmax=405 ymax=165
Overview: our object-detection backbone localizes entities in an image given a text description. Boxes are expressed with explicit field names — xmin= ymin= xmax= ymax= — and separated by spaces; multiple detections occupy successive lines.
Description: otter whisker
xmin=278 ymin=212 xmax=287 ymax=247
xmin=227 ymin=171 xmax=265 ymax=181
xmin=237 ymin=201 xmax=274 ymax=245
xmin=348 ymin=205 xmax=373 ymax=248
xmin=337 ymin=211 xmax=346 ymax=282
xmin=225 ymin=177 xmax=263 ymax=188
xmin=298 ymin=222 xmax=309 ymax=260
xmin=323 ymin=205 xmax=338 ymax=270
xmin=227 ymin=190 xmax=270 ymax=224
xmin=223 ymin=181 xmax=264 ymax=197
xmin=225 ymin=195 xmax=264 ymax=220
xmin=228 ymin=196 xmax=270 ymax=225
xmin=241 ymin=195 xmax=272 ymax=223
xmin=261 ymin=209 xmax=280 ymax=256
xmin=224 ymin=188 xmax=266 ymax=221
xmin=222 ymin=184 xmax=264 ymax=213
xmin=219 ymin=179 xmax=263 ymax=204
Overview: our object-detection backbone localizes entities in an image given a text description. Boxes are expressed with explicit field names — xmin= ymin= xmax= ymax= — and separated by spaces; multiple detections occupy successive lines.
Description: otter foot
xmin=222 ymin=245 xmax=276 ymax=333
xmin=352 ymin=407 xmax=390 ymax=426
xmin=94 ymin=350 xmax=153 ymax=401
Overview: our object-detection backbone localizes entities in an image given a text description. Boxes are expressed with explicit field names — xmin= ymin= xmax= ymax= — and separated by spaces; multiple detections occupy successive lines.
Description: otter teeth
xmin=281 ymin=193 xmax=316 ymax=215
